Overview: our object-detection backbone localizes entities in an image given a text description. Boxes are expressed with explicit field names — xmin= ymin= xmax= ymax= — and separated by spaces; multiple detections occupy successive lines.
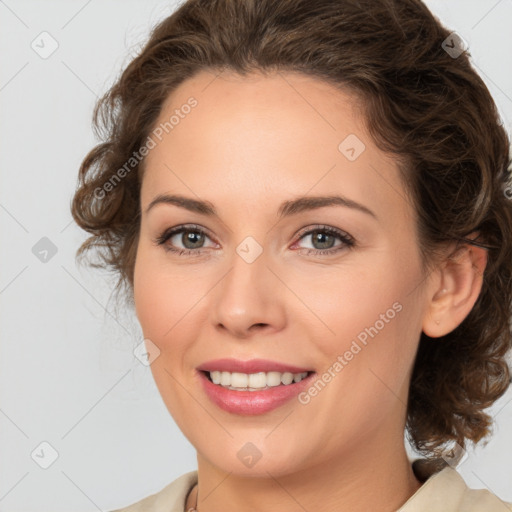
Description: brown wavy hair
xmin=71 ymin=0 xmax=512 ymax=472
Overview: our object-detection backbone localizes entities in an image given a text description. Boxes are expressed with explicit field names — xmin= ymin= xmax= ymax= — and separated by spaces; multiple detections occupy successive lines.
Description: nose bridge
xmin=223 ymin=234 xmax=269 ymax=306
xmin=213 ymin=234 xmax=283 ymax=335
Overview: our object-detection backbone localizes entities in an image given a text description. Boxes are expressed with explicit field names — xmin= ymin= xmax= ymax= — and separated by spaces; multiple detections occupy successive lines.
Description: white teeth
xmin=208 ymin=370 xmax=309 ymax=390
xmin=249 ymin=372 xmax=267 ymax=388
xmin=267 ymin=371 xmax=282 ymax=387
xmin=230 ymin=372 xmax=248 ymax=388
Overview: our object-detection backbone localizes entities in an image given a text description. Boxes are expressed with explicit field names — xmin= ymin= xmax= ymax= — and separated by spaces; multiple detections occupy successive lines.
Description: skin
xmin=133 ymin=69 xmax=487 ymax=512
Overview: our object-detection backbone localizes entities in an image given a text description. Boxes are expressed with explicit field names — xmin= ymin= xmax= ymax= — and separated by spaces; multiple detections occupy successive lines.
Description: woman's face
xmin=133 ymin=70 xmax=431 ymax=476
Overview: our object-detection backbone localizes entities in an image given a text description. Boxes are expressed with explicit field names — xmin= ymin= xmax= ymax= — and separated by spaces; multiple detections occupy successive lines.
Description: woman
xmin=71 ymin=0 xmax=512 ymax=510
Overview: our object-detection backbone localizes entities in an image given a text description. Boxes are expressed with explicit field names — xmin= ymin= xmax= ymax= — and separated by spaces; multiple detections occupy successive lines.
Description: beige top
xmin=110 ymin=465 xmax=512 ymax=512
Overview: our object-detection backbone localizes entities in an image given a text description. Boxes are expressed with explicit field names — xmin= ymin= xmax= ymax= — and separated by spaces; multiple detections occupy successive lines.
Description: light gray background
xmin=1 ymin=1 xmax=511 ymax=510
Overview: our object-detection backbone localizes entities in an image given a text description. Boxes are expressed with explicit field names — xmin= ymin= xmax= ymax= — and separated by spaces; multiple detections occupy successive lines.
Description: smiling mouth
xmin=201 ymin=370 xmax=315 ymax=391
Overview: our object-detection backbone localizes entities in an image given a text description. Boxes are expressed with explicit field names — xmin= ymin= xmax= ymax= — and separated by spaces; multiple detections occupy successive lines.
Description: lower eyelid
xmin=156 ymin=225 xmax=354 ymax=254
xmin=169 ymin=229 xmax=216 ymax=249
xmin=294 ymin=228 xmax=354 ymax=247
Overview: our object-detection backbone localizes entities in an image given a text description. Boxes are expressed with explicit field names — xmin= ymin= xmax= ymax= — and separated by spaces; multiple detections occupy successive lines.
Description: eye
xmin=153 ymin=223 xmax=356 ymax=258
xmin=292 ymin=225 xmax=355 ymax=256
xmin=153 ymin=224 xmax=216 ymax=256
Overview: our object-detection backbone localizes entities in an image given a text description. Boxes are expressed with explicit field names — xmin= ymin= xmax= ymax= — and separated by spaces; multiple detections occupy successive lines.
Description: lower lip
xmin=198 ymin=371 xmax=315 ymax=415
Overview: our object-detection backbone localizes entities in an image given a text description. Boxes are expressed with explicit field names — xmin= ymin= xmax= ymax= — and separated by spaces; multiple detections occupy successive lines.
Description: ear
xmin=422 ymin=232 xmax=488 ymax=338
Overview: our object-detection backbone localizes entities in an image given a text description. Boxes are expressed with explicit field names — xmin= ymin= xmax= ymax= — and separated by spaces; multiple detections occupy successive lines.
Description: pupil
xmin=183 ymin=231 xmax=204 ymax=249
xmin=180 ymin=230 xmax=335 ymax=250
xmin=313 ymin=231 xmax=334 ymax=250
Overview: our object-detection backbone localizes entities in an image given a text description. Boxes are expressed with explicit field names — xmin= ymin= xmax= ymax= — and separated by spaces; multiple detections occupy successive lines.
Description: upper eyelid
xmin=296 ymin=224 xmax=352 ymax=240
xmin=159 ymin=224 xmax=218 ymax=245
xmin=160 ymin=223 xmax=353 ymax=246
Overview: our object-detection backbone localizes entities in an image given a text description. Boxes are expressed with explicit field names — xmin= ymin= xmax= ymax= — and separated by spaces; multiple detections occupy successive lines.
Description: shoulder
xmin=109 ymin=470 xmax=198 ymax=512
xmin=106 ymin=466 xmax=511 ymax=512
xmin=398 ymin=464 xmax=512 ymax=512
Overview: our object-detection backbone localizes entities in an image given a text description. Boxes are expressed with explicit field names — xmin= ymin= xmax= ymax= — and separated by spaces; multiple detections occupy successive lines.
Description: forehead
xmin=141 ymin=69 xmax=412 ymax=227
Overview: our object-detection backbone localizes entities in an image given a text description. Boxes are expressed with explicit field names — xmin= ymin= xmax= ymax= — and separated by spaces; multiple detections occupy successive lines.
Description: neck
xmin=186 ymin=430 xmax=423 ymax=512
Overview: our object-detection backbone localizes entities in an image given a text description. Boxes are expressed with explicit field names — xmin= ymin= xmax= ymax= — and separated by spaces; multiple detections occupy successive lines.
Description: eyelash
xmin=153 ymin=223 xmax=355 ymax=257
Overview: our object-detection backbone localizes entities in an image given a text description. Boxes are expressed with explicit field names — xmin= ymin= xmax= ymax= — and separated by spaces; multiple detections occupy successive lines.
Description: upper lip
xmin=197 ymin=358 xmax=313 ymax=374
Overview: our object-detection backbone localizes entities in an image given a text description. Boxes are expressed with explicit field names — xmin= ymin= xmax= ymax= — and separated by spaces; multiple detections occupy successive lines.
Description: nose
xmin=212 ymin=242 xmax=286 ymax=339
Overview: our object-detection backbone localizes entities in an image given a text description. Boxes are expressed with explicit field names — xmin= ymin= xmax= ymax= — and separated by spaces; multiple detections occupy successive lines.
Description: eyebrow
xmin=145 ymin=193 xmax=378 ymax=220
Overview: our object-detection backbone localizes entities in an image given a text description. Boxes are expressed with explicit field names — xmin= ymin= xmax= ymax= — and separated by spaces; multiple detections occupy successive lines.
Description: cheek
xmin=132 ymin=245 xmax=203 ymax=422
xmin=133 ymin=244 xmax=199 ymax=349
xmin=293 ymin=258 xmax=405 ymax=350
xmin=305 ymin=251 xmax=422 ymax=396
xmin=133 ymin=254 xmax=168 ymax=340
xmin=305 ymin=280 xmax=420 ymax=444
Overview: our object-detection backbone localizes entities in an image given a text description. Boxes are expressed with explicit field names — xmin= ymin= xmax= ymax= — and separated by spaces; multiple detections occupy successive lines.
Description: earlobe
xmin=422 ymin=238 xmax=488 ymax=338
